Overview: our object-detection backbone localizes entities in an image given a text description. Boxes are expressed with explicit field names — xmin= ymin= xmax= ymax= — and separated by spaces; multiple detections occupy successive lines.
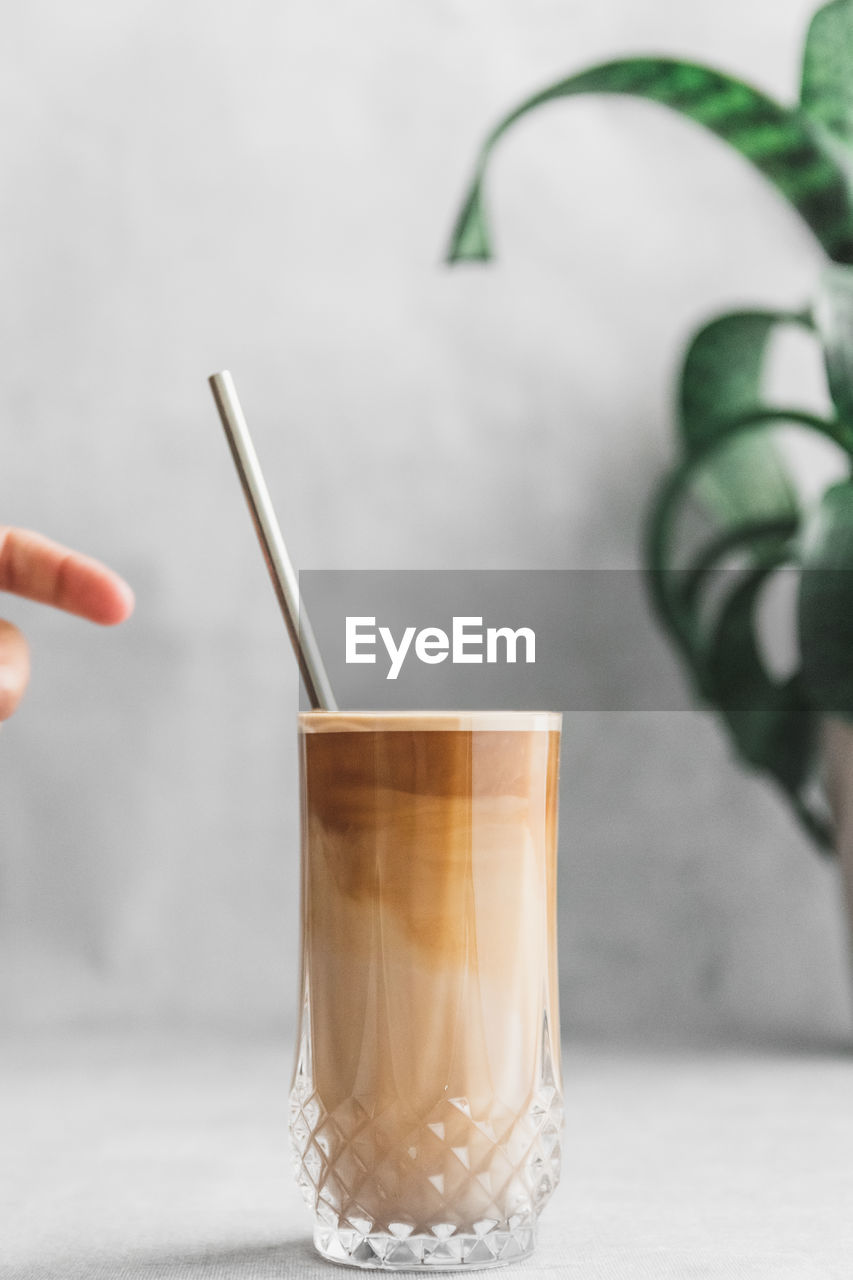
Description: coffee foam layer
xmin=299 ymin=711 xmax=561 ymax=734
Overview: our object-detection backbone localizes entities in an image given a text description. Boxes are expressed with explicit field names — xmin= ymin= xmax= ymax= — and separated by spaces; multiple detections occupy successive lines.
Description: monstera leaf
xmin=815 ymin=263 xmax=853 ymax=427
xmin=799 ymin=479 xmax=853 ymax=716
xmin=646 ymin=407 xmax=841 ymax=849
xmin=704 ymin=561 xmax=826 ymax=844
xmin=447 ymin=59 xmax=853 ymax=265
xmin=680 ymin=311 xmax=811 ymax=450
xmin=646 ymin=405 xmax=841 ymax=635
xmin=801 ymin=0 xmax=853 ymax=147
xmin=679 ymin=310 xmax=809 ymax=525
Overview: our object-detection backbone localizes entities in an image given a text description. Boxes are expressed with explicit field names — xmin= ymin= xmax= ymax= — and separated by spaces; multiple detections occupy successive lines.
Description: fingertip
xmin=0 ymin=619 xmax=29 ymax=709
xmin=0 ymin=663 xmax=26 ymax=721
xmin=106 ymin=578 xmax=135 ymax=626
xmin=80 ymin=570 xmax=135 ymax=626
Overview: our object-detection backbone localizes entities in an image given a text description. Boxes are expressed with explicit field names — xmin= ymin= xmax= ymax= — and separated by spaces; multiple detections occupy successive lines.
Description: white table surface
xmin=2 ymin=1031 xmax=852 ymax=1279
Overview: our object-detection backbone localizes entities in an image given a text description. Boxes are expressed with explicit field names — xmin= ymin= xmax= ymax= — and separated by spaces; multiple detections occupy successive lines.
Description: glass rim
xmin=298 ymin=710 xmax=562 ymax=733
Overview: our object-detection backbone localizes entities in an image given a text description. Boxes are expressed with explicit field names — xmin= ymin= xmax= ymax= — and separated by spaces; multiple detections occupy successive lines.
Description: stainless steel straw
xmin=208 ymin=370 xmax=337 ymax=712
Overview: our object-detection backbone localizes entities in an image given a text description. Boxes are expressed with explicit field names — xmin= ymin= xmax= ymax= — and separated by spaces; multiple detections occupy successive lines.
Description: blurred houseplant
xmin=449 ymin=0 xmax=853 ymax=883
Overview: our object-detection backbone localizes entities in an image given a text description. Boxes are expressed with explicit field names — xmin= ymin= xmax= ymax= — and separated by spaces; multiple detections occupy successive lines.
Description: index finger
xmin=0 ymin=526 xmax=134 ymax=625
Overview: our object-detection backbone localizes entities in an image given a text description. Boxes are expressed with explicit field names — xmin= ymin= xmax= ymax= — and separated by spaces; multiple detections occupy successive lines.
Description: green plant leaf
xmin=644 ymin=411 xmax=845 ymax=850
xmin=647 ymin=408 xmax=844 ymax=574
xmin=680 ymin=311 xmax=813 ymax=450
xmin=801 ymin=0 xmax=853 ymax=145
xmin=645 ymin=407 xmax=843 ymax=684
xmin=691 ymin=437 xmax=795 ymax=526
xmin=814 ymin=262 xmax=853 ymax=423
xmin=704 ymin=563 xmax=827 ymax=848
xmin=447 ymin=58 xmax=853 ymax=266
xmin=643 ymin=486 xmax=828 ymax=847
xmin=799 ymin=478 xmax=853 ymax=715
xmin=448 ymin=183 xmax=491 ymax=262
xmin=679 ymin=310 xmax=810 ymax=525
xmin=680 ymin=516 xmax=800 ymax=610
xmin=706 ymin=565 xmax=811 ymax=780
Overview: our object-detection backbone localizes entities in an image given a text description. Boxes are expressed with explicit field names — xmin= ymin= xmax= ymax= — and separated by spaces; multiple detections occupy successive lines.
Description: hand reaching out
xmin=0 ymin=526 xmax=134 ymax=721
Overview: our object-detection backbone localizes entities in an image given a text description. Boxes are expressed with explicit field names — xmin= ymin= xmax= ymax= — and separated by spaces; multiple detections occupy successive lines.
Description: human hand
xmin=0 ymin=526 xmax=134 ymax=721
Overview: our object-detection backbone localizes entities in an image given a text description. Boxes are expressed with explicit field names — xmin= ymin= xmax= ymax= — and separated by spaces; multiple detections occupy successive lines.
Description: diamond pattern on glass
xmin=290 ymin=1005 xmax=562 ymax=1269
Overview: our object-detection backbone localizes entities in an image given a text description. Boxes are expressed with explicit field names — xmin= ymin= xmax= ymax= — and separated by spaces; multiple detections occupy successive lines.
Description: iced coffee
xmin=290 ymin=711 xmax=562 ymax=1269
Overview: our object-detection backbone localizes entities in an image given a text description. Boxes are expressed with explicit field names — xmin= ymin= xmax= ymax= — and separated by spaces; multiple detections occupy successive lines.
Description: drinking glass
xmin=290 ymin=711 xmax=562 ymax=1269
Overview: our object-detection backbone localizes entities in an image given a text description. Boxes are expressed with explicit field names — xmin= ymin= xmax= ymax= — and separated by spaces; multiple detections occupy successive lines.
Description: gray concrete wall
xmin=0 ymin=0 xmax=850 ymax=1044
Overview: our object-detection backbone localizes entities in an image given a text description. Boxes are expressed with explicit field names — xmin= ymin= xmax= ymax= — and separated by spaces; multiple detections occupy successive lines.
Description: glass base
xmin=313 ymin=1219 xmax=536 ymax=1270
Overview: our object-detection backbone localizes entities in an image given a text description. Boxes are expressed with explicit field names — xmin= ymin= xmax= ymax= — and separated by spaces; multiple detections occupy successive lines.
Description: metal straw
xmin=208 ymin=370 xmax=337 ymax=712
